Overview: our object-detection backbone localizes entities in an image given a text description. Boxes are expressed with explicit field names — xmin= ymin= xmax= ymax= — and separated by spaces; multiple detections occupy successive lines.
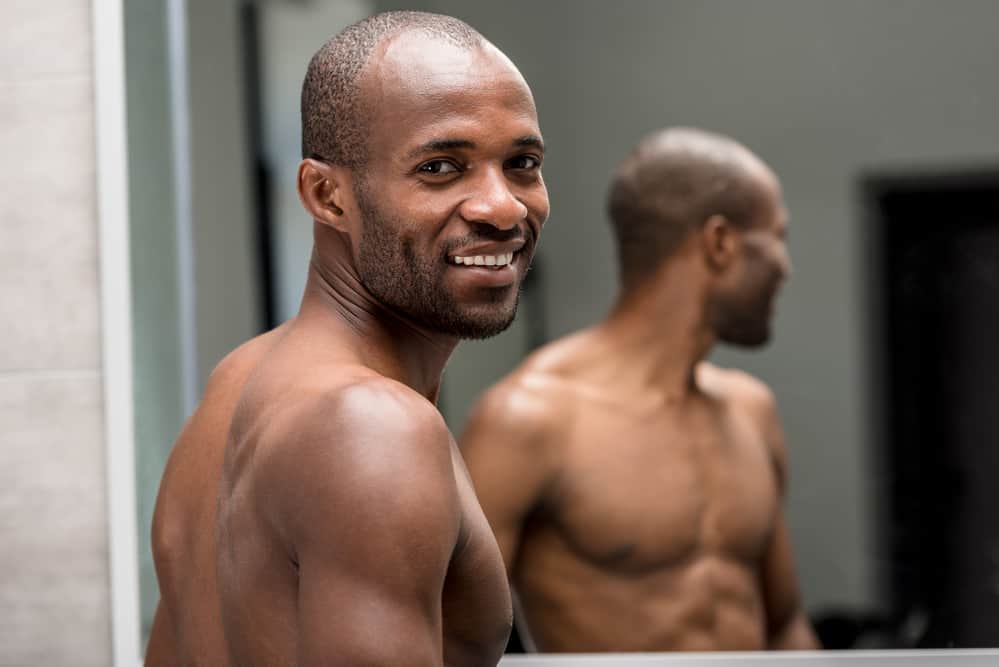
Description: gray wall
xmin=0 ymin=0 xmax=111 ymax=663
xmin=386 ymin=0 xmax=999 ymax=613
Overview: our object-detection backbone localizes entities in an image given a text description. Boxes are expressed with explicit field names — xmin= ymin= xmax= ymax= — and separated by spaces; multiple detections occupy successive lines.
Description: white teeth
xmin=451 ymin=252 xmax=517 ymax=267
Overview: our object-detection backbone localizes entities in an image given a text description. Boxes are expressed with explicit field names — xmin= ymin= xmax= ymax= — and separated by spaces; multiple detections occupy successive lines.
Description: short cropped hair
xmin=607 ymin=127 xmax=765 ymax=289
xmin=301 ymin=11 xmax=484 ymax=168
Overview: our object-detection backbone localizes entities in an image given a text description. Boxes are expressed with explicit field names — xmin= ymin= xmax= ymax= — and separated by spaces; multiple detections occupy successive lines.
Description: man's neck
xmin=295 ymin=248 xmax=458 ymax=404
xmin=601 ymin=265 xmax=716 ymax=399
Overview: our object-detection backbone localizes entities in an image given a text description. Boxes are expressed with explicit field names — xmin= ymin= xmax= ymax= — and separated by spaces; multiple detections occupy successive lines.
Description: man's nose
xmin=459 ymin=168 xmax=528 ymax=230
xmin=781 ymin=250 xmax=793 ymax=280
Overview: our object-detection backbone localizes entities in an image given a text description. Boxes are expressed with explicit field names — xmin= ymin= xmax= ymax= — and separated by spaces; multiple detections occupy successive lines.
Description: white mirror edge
xmin=501 ymin=649 xmax=999 ymax=666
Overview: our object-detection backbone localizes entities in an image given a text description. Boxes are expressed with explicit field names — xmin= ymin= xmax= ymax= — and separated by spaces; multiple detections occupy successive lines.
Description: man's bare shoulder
xmin=205 ymin=324 xmax=290 ymax=394
xmin=158 ymin=325 xmax=289 ymax=491
xmin=697 ymin=362 xmax=778 ymax=417
xmin=477 ymin=323 xmax=645 ymax=427
xmin=698 ymin=362 xmax=788 ymax=479
xmin=466 ymin=336 xmax=596 ymax=440
xmin=254 ymin=371 xmax=451 ymax=465
xmin=325 ymin=375 xmax=452 ymax=450
xmin=243 ymin=373 xmax=458 ymax=541
xmin=518 ymin=326 xmax=609 ymax=376
xmin=459 ymin=332 xmax=623 ymax=487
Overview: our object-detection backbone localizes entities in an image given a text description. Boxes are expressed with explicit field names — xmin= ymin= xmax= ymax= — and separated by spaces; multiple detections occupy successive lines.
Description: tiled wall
xmin=0 ymin=1 xmax=112 ymax=663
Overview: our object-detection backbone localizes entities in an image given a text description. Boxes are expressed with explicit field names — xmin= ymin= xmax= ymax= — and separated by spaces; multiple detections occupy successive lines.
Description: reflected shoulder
xmin=460 ymin=331 xmax=603 ymax=463
xmin=698 ymin=362 xmax=787 ymax=472
xmin=698 ymin=361 xmax=778 ymax=416
xmin=463 ymin=368 xmax=572 ymax=443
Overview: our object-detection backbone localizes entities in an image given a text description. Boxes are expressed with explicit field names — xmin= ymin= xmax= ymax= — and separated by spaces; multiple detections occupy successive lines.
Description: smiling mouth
xmin=450 ymin=252 xmax=515 ymax=268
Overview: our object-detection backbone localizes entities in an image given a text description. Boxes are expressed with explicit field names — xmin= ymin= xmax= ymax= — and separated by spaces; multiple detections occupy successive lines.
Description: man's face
xmin=712 ymin=172 xmax=791 ymax=347
xmin=350 ymin=34 xmax=549 ymax=339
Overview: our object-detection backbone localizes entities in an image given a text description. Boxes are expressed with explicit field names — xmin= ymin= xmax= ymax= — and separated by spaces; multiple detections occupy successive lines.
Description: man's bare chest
xmin=541 ymin=406 xmax=780 ymax=571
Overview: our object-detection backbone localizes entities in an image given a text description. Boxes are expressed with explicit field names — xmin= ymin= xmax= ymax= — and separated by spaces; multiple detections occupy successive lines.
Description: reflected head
xmin=607 ymin=126 xmax=775 ymax=290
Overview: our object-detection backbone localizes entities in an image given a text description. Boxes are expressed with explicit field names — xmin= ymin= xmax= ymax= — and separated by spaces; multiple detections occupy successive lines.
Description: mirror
xmin=416 ymin=0 xmax=999 ymax=652
xmin=122 ymin=0 xmax=999 ymax=656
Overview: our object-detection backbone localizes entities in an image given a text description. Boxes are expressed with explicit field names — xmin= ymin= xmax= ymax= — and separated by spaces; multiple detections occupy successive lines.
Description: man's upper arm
xmin=746 ymin=380 xmax=821 ymax=649
xmin=262 ymin=381 xmax=460 ymax=665
xmin=458 ymin=378 xmax=561 ymax=574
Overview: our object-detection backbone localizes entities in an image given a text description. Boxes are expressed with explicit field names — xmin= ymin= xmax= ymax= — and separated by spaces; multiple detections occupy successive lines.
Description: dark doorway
xmin=867 ymin=169 xmax=999 ymax=648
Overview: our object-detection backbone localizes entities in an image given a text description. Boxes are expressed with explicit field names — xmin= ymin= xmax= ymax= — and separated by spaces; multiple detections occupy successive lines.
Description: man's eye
xmin=507 ymin=155 xmax=542 ymax=170
xmin=418 ymin=160 xmax=460 ymax=175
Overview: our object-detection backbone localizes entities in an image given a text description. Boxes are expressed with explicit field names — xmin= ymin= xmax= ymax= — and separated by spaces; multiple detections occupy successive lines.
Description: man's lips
xmin=447 ymin=239 xmax=526 ymax=266
xmin=450 ymin=251 xmax=515 ymax=267
xmin=445 ymin=249 xmax=525 ymax=287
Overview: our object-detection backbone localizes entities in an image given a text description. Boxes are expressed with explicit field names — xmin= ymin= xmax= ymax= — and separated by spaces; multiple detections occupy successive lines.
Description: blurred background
xmin=3 ymin=0 xmax=998 ymax=664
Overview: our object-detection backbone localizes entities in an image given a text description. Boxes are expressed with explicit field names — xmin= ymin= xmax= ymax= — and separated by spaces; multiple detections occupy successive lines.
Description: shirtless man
xmin=460 ymin=127 xmax=819 ymax=652
xmin=145 ymin=11 xmax=549 ymax=665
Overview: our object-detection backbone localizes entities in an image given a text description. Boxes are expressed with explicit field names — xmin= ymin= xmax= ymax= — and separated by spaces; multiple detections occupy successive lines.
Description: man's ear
xmin=297 ymin=158 xmax=351 ymax=232
xmin=701 ymin=214 xmax=739 ymax=271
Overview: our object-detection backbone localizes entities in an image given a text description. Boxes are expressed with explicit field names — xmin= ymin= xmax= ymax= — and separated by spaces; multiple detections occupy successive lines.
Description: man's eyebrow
xmin=406 ymin=135 xmax=546 ymax=160
xmin=407 ymin=139 xmax=476 ymax=160
xmin=515 ymin=135 xmax=545 ymax=152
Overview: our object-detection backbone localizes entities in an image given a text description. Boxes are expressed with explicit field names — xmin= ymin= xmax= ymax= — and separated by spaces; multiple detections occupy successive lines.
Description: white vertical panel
xmin=92 ymin=0 xmax=141 ymax=664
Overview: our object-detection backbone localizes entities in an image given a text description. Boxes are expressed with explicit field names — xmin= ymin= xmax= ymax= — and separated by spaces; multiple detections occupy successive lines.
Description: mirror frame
xmin=93 ymin=0 xmax=999 ymax=664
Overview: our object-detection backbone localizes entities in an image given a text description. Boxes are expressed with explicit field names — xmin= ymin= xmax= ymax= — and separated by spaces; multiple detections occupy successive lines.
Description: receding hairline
xmin=359 ymin=29 xmax=528 ymax=110
xmin=348 ymin=30 xmax=538 ymax=175
xmin=300 ymin=11 xmax=499 ymax=166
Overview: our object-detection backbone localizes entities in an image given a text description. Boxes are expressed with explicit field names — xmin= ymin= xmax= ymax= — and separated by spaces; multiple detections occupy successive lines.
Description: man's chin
xmin=399 ymin=296 xmax=518 ymax=340
xmin=720 ymin=326 xmax=771 ymax=348
xmin=447 ymin=298 xmax=520 ymax=339
xmin=452 ymin=310 xmax=517 ymax=340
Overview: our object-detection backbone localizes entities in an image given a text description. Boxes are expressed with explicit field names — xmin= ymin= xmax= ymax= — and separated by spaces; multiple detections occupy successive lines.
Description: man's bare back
xmin=146 ymin=325 xmax=288 ymax=666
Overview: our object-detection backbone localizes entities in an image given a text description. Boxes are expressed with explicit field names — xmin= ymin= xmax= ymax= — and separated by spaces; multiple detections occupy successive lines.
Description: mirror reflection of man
xmin=460 ymin=127 xmax=819 ymax=652
xmin=144 ymin=11 xmax=549 ymax=666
